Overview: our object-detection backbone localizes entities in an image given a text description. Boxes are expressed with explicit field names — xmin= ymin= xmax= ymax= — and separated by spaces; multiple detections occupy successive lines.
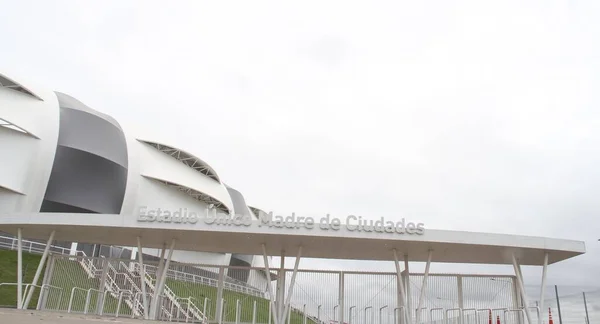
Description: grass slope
xmin=0 ymin=251 xmax=314 ymax=323
xmin=0 ymin=250 xmax=43 ymax=308
xmin=166 ymin=278 xmax=316 ymax=324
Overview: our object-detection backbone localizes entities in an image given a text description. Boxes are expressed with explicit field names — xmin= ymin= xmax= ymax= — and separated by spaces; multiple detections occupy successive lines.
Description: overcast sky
xmin=1 ymin=0 xmax=598 ymax=302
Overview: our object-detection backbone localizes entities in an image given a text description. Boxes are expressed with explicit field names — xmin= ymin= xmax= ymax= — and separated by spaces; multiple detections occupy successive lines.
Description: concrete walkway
xmin=0 ymin=309 xmax=171 ymax=324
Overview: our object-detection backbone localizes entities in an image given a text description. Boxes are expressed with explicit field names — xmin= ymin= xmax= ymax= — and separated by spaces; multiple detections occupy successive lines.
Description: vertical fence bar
xmin=235 ymin=299 xmax=240 ymax=324
xmin=555 ymin=285 xmax=563 ymax=324
xmin=583 ymin=292 xmax=590 ymax=324
xmin=17 ymin=228 xmax=23 ymax=309
xmin=216 ymin=267 xmax=225 ymax=324
xmin=339 ymin=271 xmax=345 ymax=324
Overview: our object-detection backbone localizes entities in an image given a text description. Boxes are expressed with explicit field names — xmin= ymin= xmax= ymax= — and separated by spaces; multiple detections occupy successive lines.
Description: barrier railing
xmin=0 ymin=235 xmax=71 ymax=255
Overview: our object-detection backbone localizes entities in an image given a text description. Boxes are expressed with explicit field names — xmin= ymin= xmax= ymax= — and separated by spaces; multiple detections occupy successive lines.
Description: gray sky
xmin=1 ymin=0 xmax=598 ymax=297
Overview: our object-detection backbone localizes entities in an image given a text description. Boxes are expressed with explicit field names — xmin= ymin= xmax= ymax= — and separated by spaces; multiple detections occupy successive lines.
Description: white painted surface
xmin=0 ymin=212 xmax=585 ymax=265
xmin=0 ymin=86 xmax=60 ymax=213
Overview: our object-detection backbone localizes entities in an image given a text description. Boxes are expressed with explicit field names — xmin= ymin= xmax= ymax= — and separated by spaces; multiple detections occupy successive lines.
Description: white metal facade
xmin=0 ymin=70 xmax=271 ymax=288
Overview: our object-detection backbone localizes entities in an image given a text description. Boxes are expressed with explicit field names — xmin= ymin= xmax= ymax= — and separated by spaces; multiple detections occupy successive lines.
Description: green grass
xmin=166 ymin=278 xmax=316 ymax=324
xmin=0 ymin=250 xmax=124 ymax=314
xmin=0 ymin=251 xmax=314 ymax=322
xmin=0 ymin=250 xmax=44 ymax=308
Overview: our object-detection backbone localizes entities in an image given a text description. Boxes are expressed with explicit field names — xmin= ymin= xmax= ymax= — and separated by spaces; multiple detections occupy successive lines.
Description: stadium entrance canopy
xmin=0 ymin=211 xmax=586 ymax=324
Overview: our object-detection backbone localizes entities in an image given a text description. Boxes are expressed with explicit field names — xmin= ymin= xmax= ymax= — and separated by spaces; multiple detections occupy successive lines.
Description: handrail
xmin=445 ymin=308 xmax=463 ymax=324
xmin=68 ymin=287 xmax=88 ymax=313
xmin=84 ymin=288 xmax=105 ymax=315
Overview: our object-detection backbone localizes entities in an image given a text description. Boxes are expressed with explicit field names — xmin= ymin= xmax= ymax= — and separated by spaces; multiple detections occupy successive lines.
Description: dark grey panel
xmin=57 ymin=107 xmax=128 ymax=167
xmin=42 ymin=146 xmax=127 ymax=214
xmin=228 ymin=257 xmax=251 ymax=283
xmin=226 ymin=186 xmax=252 ymax=218
xmin=41 ymin=92 xmax=129 ymax=215
xmin=40 ymin=200 xmax=96 ymax=213
xmin=231 ymin=253 xmax=254 ymax=264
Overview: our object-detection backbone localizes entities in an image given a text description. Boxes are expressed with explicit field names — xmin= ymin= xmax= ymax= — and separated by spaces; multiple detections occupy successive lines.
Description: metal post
xmin=512 ymin=254 xmax=533 ymax=324
xmin=22 ymin=230 xmax=55 ymax=309
xmin=457 ymin=275 xmax=464 ymax=311
xmin=216 ymin=267 xmax=225 ymax=324
xmin=154 ymin=239 xmax=176 ymax=320
xmin=39 ymin=254 xmax=55 ymax=310
xmin=150 ymin=244 xmax=166 ymax=319
xmin=204 ymin=297 xmax=210 ymax=321
xmin=349 ymin=306 xmax=356 ymax=324
xmin=393 ymin=249 xmax=410 ymax=324
xmin=261 ymin=244 xmax=279 ymax=324
xmin=236 ymin=299 xmax=240 ymax=324
xmin=416 ymin=250 xmax=433 ymax=324
xmin=538 ymin=253 xmax=548 ymax=324
xmin=339 ymin=271 xmax=345 ymax=324
xmin=303 ymin=304 xmax=307 ymax=324
xmin=282 ymin=247 xmax=303 ymax=324
xmin=554 ymin=286 xmax=563 ymax=324
xmin=334 ymin=305 xmax=339 ymax=320
xmin=96 ymin=257 xmax=110 ymax=314
xmin=380 ymin=305 xmax=388 ymax=324
xmin=253 ymin=300 xmax=257 ymax=324
xmin=365 ymin=306 xmax=373 ymax=324
xmin=583 ymin=292 xmax=590 ymax=324
xmin=404 ymin=255 xmax=412 ymax=324
xmin=137 ymin=236 xmax=149 ymax=319
xmin=318 ymin=305 xmax=321 ymax=323
xmin=17 ymin=228 xmax=23 ymax=309
xmin=278 ymin=250 xmax=286 ymax=324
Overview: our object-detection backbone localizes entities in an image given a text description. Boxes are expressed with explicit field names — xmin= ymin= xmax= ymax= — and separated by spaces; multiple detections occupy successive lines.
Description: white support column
xmin=512 ymin=254 xmax=533 ymax=324
xmin=281 ymin=247 xmax=303 ymax=324
xmin=22 ymin=230 xmax=55 ymax=309
xmin=137 ymin=237 xmax=149 ymax=319
xmin=416 ymin=250 xmax=433 ymax=324
xmin=262 ymin=244 xmax=279 ymax=324
xmin=152 ymin=241 xmax=174 ymax=320
xmin=156 ymin=239 xmax=176 ymax=297
xmin=538 ymin=252 xmax=548 ymax=324
xmin=278 ymin=250 xmax=286 ymax=323
xmin=404 ymin=255 xmax=412 ymax=323
xmin=393 ymin=249 xmax=410 ymax=324
xmin=149 ymin=244 xmax=166 ymax=319
xmin=17 ymin=228 xmax=23 ymax=309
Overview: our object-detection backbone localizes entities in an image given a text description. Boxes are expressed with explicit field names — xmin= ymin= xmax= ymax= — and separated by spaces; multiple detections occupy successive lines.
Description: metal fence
xmin=533 ymin=287 xmax=599 ymax=324
xmin=10 ymin=253 xmax=522 ymax=324
xmin=9 ymin=238 xmax=588 ymax=324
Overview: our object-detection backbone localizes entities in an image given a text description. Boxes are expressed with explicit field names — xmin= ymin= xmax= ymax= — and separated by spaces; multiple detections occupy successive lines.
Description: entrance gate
xmin=19 ymin=254 xmax=528 ymax=324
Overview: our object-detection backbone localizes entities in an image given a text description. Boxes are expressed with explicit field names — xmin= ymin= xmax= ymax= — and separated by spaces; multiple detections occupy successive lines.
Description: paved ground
xmin=0 ymin=309 xmax=171 ymax=324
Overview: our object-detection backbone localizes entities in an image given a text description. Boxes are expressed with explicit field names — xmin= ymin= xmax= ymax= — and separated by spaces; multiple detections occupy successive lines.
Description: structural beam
xmin=538 ymin=252 xmax=548 ymax=324
xmin=278 ymin=250 xmax=285 ymax=323
xmin=262 ymin=244 xmax=280 ymax=324
xmin=512 ymin=254 xmax=533 ymax=324
xmin=281 ymin=247 xmax=303 ymax=324
xmin=393 ymin=249 xmax=410 ymax=324
xmin=16 ymin=228 xmax=23 ymax=309
xmin=151 ymin=244 xmax=166 ymax=316
xmin=404 ymin=255 xmax=412 ymax=323
xmin=415 ymin=250 xmax=433 ymax=324
xmin=22 ymin=230 xmax=55 ymax=309
xmin=150 ymin=241 xmax=174 ymax=320
xmin=137 ymin=236 xmax=149 ymax=319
